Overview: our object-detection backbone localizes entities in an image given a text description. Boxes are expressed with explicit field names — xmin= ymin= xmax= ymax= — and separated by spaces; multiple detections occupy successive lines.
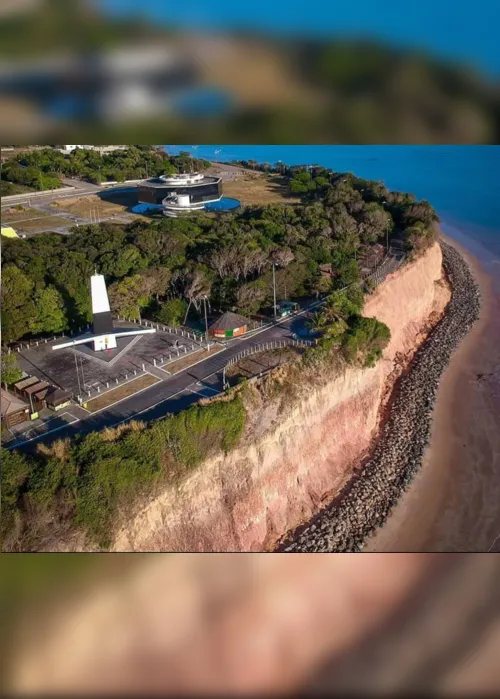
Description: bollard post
xmin=125 ymin=374 xmax=128 ymax=380
xmin=183 ymin=346 xmax=187 ymax=353
xmin=17 ymin=347 xmax=21 ymax=353
xmin=134 ymin=369 xmax=137 ymax=375
xmin=142 ymin=363 xmax=145 ymax=371
xmin=97 ymin=386 xmax=101 ymax=393
xmin=116 ymin=378 xmax=119 ymax=385
xmin=88 ymin=390 xmax=91 ymax=397
xmin=153 ymin=358 xmax=156 ymax=366
xmin=106 ymin=382 xmax=109 ymax=388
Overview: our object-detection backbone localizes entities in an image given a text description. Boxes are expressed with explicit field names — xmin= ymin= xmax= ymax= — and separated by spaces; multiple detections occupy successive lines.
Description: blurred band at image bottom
xmin=2 ymin=553 xmax=500 ymax=696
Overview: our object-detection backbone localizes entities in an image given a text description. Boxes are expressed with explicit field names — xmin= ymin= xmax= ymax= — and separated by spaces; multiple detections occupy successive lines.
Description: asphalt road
xmin=8 ymin=249 xmax=404 ymax=452
xmin=1 ymin=179 xmax=142 ymax=236
xmin=1 ymin=179 xmax=137 ymax=209
xmin=10 ymin=309 xmax=315 ymax=452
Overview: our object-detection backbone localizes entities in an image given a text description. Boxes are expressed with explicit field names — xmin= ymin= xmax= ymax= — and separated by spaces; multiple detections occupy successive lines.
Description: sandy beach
xmin=366 ymin=225 xmax=500 ymax=552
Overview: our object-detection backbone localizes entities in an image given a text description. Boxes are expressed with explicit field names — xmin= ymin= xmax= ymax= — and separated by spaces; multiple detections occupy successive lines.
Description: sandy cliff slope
xmin=112 ymin=243 xmax=449 ymax=551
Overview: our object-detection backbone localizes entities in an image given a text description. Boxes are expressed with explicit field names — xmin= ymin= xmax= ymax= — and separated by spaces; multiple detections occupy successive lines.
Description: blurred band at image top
xmin=0 ymin=0 xmax=499 ymax=144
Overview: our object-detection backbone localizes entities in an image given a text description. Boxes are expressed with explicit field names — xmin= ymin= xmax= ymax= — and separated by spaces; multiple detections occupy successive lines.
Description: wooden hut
xmin=45 ymin=387 xmax=72 ymax=411
xmin=12 ymin=375 xmax=40 ymax=397
xmin=1 ymin=389 xmax=30 ymax=428
xmin=209 ymin=311 xmax=250 ymax=339
xmin=24 ymin=381 xmax=50 ymax=411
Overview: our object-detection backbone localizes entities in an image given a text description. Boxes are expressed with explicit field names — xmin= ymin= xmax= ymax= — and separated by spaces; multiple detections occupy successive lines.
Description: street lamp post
xmin=203 ymin=295 xmax=210 ymax=349
xmin=272 ymin=263 xmax=277 ymax=320
xmin=79 ymin=352 xmax=87 ymax=391
xmin=73 ymin=344 xmax=82 ymax=396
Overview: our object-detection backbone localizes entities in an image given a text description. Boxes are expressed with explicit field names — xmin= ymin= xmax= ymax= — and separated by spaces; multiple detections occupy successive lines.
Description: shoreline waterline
xmin=366 ymin=227 xmax=500 ymax=552
xmin=278 ymin=241 xmax=483 ymax=552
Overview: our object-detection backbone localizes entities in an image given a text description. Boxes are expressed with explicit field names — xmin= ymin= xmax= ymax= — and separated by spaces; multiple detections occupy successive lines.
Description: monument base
xmin=94 ymin=334 xmax=118 ymax=351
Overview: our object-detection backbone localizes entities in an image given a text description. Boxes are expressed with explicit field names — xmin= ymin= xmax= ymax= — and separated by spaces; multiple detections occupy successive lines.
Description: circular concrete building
xmin=137 ymin=172 xmax=222 ymax=217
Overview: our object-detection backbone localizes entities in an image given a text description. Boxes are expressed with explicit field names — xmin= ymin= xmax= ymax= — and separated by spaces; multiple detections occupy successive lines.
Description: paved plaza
xmin=17 ymin=321 xmax=205 ymax=398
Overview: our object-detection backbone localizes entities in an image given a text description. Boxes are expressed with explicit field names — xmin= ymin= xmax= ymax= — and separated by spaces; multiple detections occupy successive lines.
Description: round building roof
xmin=209 ymin=311 xmax=250 ymax=331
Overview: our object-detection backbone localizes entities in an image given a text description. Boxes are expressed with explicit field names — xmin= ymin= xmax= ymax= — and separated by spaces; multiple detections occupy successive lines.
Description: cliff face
xmin=113 ymin=243 xmax=448 ymax=552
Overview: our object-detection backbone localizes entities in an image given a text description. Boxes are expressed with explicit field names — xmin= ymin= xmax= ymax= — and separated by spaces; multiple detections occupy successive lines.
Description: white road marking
xmin=5 ymin=377 xmax=162 ymax=449
xmin=152 ymin=364 xmax=173 ymax=376
xmin=187 ymin=386 xmax=219 ymax=397
xmin=84 ymin=374 xmax=161 ymax=415
xmin=488 ymin=532 xmax=500 ymax=552
xmin=6 ymin=416 xmax=81 ymax=449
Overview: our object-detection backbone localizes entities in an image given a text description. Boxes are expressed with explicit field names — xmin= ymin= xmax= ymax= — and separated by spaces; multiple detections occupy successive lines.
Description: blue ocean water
xmin=165 ymin=145 xmax=500 ymax=257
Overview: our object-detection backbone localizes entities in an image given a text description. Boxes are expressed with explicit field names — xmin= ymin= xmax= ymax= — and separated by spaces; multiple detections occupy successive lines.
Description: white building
xmin=58 ymin=145 xmax=128 ymax=155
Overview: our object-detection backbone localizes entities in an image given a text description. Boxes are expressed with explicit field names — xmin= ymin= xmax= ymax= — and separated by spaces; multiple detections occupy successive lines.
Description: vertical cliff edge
xmin=112 ymin=243 xmax=449 ymax=551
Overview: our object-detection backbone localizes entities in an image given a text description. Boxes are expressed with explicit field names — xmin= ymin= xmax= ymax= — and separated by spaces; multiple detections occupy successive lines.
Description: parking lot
xmin=16 ymin=322 xmax=204 ymax=398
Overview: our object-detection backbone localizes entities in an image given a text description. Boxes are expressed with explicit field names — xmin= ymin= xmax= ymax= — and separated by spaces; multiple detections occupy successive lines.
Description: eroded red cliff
xmin=113 ymin=243 xmax=449 ymax=552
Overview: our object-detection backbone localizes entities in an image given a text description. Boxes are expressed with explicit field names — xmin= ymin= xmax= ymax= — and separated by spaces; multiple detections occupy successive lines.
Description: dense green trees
xmin=30 ymin=287 xmax=66 ymax=335
xmin=0 ymin=147 xmax=210 ymax=192
xmin=1 ymin=265 xmax=36 ymax=343
xmin=108 ymin=276 xmax=151 ymax=320
xmin=156 ymin=298 xmax=188 ymax=326
xmin=236 ymin=280 xmax=268 ymax=314
xmin=1 ymin=162 xmax=438 ymax=345
xmin=307 ymin=285 xmax=369 ymax=352
xmin=1 ymin=353 xmax=22 ymax=389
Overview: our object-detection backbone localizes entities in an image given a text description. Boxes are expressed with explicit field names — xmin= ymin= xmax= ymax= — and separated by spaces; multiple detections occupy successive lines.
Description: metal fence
xmin=222 ymin=338 xmax=314 ymax=388
xmin=75 ymin=366 xmax=147 ymax=405
xmin=116 ymin=316 xmax=205 ymax=343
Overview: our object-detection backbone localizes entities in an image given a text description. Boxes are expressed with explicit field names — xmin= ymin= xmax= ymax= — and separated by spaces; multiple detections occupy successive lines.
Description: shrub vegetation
xmin=2 ymin=394 xmax=246 ymax=549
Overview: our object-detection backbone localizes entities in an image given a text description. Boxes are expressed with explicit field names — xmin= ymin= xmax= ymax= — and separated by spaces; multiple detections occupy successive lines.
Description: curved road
xmin=6 ymin=239 xmax=403 ymax=453
xmin=8 ymin=308 xmax=315 ymax=453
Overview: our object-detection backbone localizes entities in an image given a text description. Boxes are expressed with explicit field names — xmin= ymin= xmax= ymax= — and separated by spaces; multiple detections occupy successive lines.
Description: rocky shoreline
xmin=280 ymin=242 xmax=481 ymax=552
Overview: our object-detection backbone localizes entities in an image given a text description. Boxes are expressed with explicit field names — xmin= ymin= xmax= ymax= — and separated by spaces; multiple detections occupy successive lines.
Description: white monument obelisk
xmin=90 ymin=272 xmax=117 ymax=351
xmin=53 ymin=272 xmax=155 ymax=353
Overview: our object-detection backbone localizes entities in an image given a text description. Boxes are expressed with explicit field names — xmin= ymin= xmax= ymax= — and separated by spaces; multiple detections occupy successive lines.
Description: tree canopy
xmin=0 ymin=146 xmax=210 ymax=192
xmin=1 ymin=161 xmax=438 ymax=345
